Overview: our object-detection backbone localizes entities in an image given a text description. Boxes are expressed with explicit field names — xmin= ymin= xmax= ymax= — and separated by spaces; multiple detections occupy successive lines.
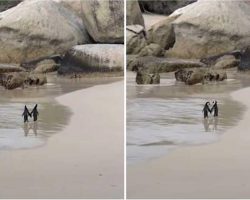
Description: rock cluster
xmin=175 ymin=68 xmax=227 ymax=85
xmin=0 ymin=72 xmax=47 ymax=90
xmin=126 ymin=0 xmax=250 ymax=85
xmin=0 ymin=0 xmax=124 ymax=89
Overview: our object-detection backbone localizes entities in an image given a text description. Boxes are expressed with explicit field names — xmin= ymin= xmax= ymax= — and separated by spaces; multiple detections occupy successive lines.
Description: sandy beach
xmin=128 ymin=86 xmax=250 ymax=199
xmin=0 ymin=81 xmax=124 ymax=199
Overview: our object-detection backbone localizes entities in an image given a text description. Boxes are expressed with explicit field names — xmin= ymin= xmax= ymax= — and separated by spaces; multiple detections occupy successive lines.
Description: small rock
xmin=26 ymin=74 xmax=47 ymax=86
xmin=213 ymin=55 xmax=239 ymax=69
xmin=0 ymin=72 xmax=27 ymax=90
xmin=135 ymin=64 xmax=160 ymax=85
xmin=34 ymin=59 xmax=59 ymax=73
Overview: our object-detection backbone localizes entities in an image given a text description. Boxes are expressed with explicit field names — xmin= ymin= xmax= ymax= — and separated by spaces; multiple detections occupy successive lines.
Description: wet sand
xmin=0 ymin=81 xmax=124 ymax=198
xmin=128 ymin=86 xmax=250 ymax=199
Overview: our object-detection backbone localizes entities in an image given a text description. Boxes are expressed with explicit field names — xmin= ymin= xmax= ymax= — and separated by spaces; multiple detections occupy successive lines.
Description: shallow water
xmin=127 ymin=71 xmax=249 ymax=164
xmin=0 ymin=74 xmax=121 ymax=150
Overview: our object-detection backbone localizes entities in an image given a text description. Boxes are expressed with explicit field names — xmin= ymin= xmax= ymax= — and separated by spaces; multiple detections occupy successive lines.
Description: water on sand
xmin=127 ymin=71 xmax=249 ymax=164
xmin=0 ymin=74 xmax=121 ymax=150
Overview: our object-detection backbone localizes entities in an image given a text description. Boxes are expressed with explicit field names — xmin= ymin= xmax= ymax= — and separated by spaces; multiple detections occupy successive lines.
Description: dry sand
xmin=128 ymin=87 xmax=250 ymax=199
xmin=0 ymin=81 xmax=124 ymax=199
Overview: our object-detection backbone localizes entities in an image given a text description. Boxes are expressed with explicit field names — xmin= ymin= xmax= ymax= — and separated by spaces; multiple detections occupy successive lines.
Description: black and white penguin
xmin=203 ymin=101 xmax=211 ymax=118
xmin=211 ymin=100 xmax=218 ymax=117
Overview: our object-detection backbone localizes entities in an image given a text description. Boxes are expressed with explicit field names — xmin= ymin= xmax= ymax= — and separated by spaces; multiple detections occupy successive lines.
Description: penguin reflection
xmin=23 ymin=122 xmax=30 ymax=136
xmin=32 ymin=121 xmax=38 ymax=136
xmin=23 ymin=122 xmax=38 ymax=136
xmin=203 ymin=118 xmax=218 ymax=132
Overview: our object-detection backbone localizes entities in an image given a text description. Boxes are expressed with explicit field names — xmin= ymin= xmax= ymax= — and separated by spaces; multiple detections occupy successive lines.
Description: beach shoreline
xmin=0 ymin=80 xmax=124 ymax=199
xmin=128 ymin=86 xmax=250 ymax=199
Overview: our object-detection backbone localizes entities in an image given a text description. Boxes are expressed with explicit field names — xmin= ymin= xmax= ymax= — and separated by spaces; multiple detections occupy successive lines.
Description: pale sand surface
xmin=128 ymin=87 xmax=250 ymax=199
xmin=0 ymin=81 xmax=124 ymax=199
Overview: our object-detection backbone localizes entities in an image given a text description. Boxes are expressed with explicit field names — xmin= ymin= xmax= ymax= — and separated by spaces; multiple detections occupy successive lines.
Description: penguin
xmin=31 ymin=104 xmax=39 ymax=122
xmin=202 ymin=101 xmax=211 ymax=118
xmin=211 ymin=100 xmax=218 ymax=117
xmin=22 ymin=105 xmax=31 ymax=123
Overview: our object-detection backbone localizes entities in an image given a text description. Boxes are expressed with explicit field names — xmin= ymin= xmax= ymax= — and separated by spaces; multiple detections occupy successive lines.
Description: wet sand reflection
xmin=23 ymin=122 xmax=38 ymax=137
xmin=203 ymin=117 xmax=218 ymax=132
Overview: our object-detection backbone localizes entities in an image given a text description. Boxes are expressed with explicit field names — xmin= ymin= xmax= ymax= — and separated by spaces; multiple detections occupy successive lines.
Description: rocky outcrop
xmin=127 ymin=0 xmax=144 ymax=27
xmin=59 ymin=44 xmax=124 ymax=74
xmin=138 ymin=43 xmax=164 ymax=57
xmin=147 ymin=15 xmax=177 ymax=50
xmin=175 ymin=68 xmax=227 ymax=85
xmin=238 ymin=47 xmax=250 ymax=71
xmin=126 ymin=25 xmax=147 ymax=54
xmin=0 ymin=64 xmax=24 ymax=73
xmin=34 ymin=59 xmax=59 ymax=73
xmin=81 ymin=0 xmax=124 ymax=43
xmin=0 ymin=0 xmax=90 ymax=64
xmin=167 ymin=1 xmax=250 ymax=59
xmin=127 ymin=56 xmax=206 ymax=73
xmin=138 ymin=0 xmax=196 ymax=15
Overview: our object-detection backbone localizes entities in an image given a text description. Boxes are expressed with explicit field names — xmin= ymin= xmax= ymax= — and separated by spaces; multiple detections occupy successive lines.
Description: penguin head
xmin=212 ymin=100 xmax=217 ymax=105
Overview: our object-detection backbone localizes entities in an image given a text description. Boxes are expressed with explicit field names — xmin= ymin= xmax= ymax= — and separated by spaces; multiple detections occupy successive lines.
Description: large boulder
xmin=138 ymin=0 xmax=196 ymax=15
xmin=167 ymin=1 xmax=250 ymax=59
xmin=127 ymin=56 xmax=206 ymax=73
xmin=147 ymin=15 xmax=177 ymax=50
xmin=127 ymin=0 xmax=144 ymax=27
xmin=59 ymin=44 xmax=124 ymax=74
xmin=53 ymin=0 xmax=82 ymax=17
xmin=0 ymin=0 xmax=90 ymax=64
xmin=80 ymin=0 xmax=124 ymax=43
xmin=126 ymin=25 xmax=147 ymax=54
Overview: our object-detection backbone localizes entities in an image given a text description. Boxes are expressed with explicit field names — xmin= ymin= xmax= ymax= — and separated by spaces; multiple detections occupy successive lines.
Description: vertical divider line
xmin=124 ymin=0 xmax=127 ymax=199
